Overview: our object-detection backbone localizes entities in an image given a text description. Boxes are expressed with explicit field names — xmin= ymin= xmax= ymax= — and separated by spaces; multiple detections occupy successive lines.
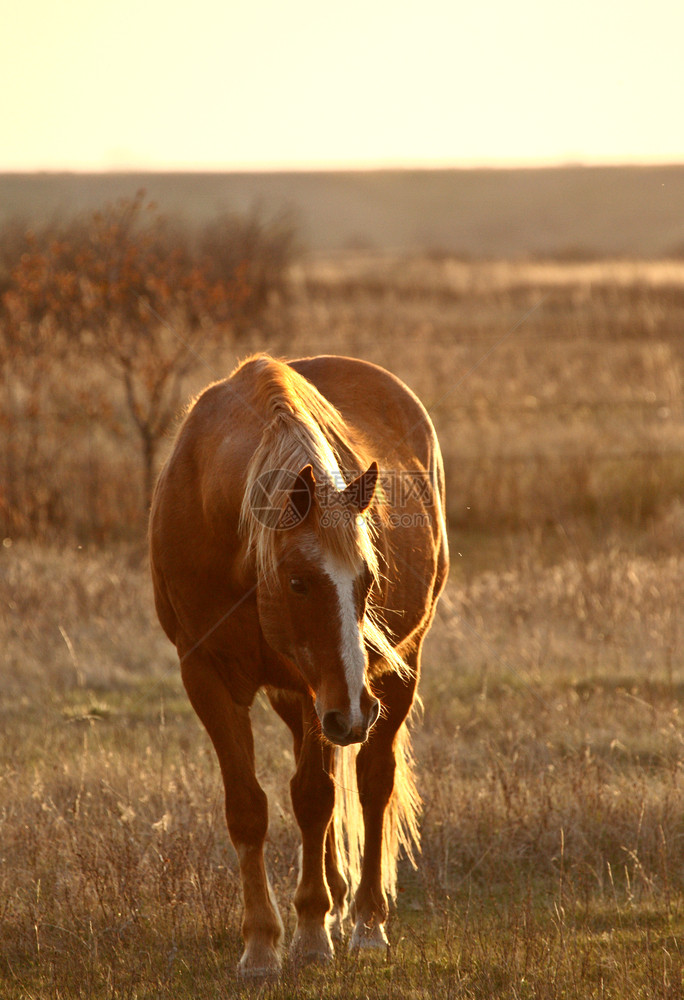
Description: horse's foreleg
xmin=181 ymin=654 xmax=283 ymax=978
xmin=352 ymin=662 xmax=419 ymax=950
xmin=268 ymin=692 xmax=347 ymax=959
xmin=289 ymin=706 xmax=341 ymax=964
xmin=351 ymin=737 xmax=394 ymax=949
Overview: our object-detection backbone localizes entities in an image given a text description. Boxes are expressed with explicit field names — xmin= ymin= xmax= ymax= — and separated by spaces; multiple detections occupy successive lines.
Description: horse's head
xmin=256 ymin=463 xmax=381 ymax=746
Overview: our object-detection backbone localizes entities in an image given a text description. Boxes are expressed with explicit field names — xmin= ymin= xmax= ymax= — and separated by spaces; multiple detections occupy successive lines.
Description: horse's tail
xmin=384 ymin=720 xmax=422 ymax=897
xmin=333 ymin=717 xmax=421 ymax=902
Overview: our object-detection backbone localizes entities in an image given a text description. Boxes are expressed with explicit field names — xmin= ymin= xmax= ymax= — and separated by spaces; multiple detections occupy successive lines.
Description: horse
xmin=149 ymin=353 xmax=448 ymax=977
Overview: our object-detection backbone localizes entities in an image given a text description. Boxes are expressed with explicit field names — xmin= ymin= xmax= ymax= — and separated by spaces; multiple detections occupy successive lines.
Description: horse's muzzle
xmin=321 ymin=699 xmax=381 ymax=746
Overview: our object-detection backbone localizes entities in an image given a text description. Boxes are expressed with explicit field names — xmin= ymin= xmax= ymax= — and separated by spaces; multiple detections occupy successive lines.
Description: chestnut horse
xmin=149 ymin=354 xmax=448 ymax=977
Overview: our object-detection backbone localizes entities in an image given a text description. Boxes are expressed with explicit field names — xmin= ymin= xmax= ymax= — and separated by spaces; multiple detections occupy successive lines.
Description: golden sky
xmin=1 ymin=0 xmax=683 ymax=171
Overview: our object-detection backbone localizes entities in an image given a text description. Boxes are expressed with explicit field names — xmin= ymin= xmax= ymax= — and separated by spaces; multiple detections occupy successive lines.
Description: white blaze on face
xmin=322 ymin=552 xmax=366 ymax=726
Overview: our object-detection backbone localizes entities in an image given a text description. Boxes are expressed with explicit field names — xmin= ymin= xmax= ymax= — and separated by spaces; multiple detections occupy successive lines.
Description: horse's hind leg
xmin=352 ymin=658 xmax=419 ymax=950
xmin=181 ymin=653 xmax=283 ymax=978
xmin=269 ymin=691 xmax=344 ymax=963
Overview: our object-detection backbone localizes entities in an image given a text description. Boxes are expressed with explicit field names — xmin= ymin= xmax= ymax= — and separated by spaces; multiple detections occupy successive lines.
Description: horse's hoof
xmin=327 ymin=906 xmax=346 ymax=943
xmin=349 ymin=919 xmax=389 ymax=952
xmin=237 ymin=946 xmax=281 ymax=979
xmin=291 ymin=926 xmax=335 ymax=966
xmin=294 ymin=948 xmax=334 ymax=968
xmin=236 ymin=964 xmax=280 ymax=980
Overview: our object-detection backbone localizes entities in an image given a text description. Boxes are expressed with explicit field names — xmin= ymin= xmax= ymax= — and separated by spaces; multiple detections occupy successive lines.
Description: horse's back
xmin=289 ymin=355 xmax=439 ymax=470
xmin=165 ymin=353 xmax=438 ymax=483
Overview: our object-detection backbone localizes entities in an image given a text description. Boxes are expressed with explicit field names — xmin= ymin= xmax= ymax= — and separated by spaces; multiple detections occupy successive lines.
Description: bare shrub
xmin=0 ymin=194 xmax=298 ymax=540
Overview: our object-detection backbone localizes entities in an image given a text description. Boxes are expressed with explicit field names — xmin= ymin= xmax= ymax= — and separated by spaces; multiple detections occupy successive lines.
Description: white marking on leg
xmin=322 ymin=553 xmax=366 ymax=727
xmin=236 ymin=844 xmax=284 ymax=942
xmin=350 ymin=918 xmax=389 ymax=951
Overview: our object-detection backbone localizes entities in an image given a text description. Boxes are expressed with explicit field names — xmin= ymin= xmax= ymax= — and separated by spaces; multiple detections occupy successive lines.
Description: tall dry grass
xmin=2 ymin=514 xmax=683 ymax=995
xmin=2 ymin=251 xmax=684 ymax=996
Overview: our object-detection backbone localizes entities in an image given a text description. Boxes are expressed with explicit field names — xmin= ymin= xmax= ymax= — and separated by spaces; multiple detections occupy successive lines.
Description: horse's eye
xmin=289 ymin=576 xmax=309 ymax=596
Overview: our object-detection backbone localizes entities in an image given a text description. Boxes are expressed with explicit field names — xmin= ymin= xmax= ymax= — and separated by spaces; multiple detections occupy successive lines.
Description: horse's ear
xmin=280 ymin=464 xmax=315 ymax=528
xmin=343 ymin=461 xmax=378 ymax=513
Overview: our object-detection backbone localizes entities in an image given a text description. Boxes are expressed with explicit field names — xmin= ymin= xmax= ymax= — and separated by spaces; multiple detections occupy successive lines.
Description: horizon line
xmin=2 ymin=157 xmax=684 ymax=176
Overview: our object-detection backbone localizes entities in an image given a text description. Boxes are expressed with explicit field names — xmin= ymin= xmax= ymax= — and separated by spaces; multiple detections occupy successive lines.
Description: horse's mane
xmin=237 ymin=354 xmax=376 ymax=576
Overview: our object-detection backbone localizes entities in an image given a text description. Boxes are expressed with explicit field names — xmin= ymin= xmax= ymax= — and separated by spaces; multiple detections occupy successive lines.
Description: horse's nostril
xmin=322 ymin=710 xmax=351 ymax=744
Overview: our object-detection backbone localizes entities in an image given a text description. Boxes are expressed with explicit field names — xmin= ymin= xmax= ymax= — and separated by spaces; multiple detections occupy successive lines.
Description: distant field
xmin=2 ymin=164 xmax=684 ymax=256
xmin=2 ymin=251 xmax=684 ymax=997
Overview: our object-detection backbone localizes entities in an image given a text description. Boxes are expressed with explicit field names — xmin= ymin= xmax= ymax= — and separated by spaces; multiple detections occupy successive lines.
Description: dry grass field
xmin=3 ymin=249 xmax=684 ymax=997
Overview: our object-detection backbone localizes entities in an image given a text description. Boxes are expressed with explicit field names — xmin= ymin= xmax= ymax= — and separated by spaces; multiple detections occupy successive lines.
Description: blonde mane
xmin=238 ymin=357 xmax=371 ymax=567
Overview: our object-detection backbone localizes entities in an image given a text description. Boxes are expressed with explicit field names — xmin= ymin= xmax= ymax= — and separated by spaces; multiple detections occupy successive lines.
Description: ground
xmin=2 ymin=253 xmax=684 ymax=997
